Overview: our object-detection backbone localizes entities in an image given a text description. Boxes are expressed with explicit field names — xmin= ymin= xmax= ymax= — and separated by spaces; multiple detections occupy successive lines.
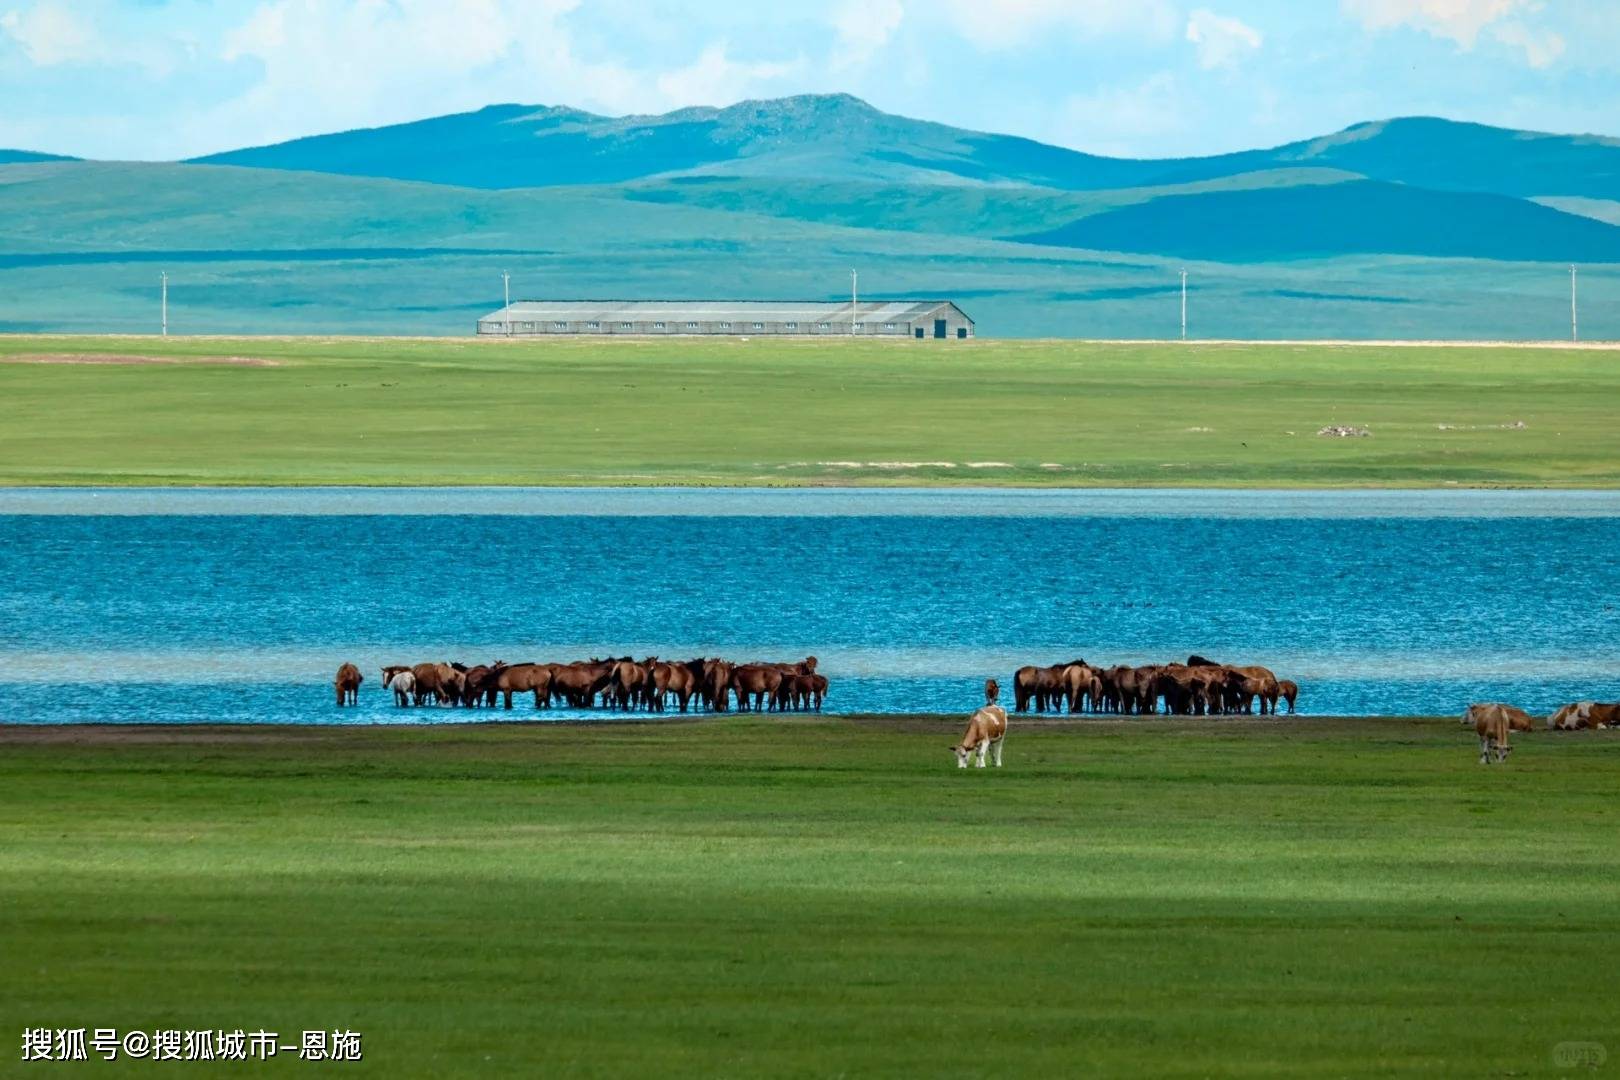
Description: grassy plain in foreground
xmin=2 ymin=716 xmax=1618 ymax=1077
xmin=3 ymin=335 xmax=1620 ymax=486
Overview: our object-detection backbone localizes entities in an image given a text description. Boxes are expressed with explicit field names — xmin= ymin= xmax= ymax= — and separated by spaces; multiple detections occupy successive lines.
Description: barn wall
xmin=477 ymin=305 xmax=975 ymax=337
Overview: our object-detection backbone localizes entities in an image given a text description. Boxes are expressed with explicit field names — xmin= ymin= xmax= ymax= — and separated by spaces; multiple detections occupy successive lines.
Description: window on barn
xmin=586 ymin=321 xmax=600 ymax=329
xmin=752 ymin=322 xmax=764 ymax=330
xmin=552 ymin=321 xmax=566 ymax=330
xmin=786 ymin=322 xmax=797 ymax=329
xmin=719 ymin=321 xmax=731 ymax=329
xmin=819 ymin=322 xmax=830 ymax=330
xmin=886 ymin=323 xmax=896 ymax=330
xmin=853 ymin=322 xmax=864 ymax=330
xmin=654 ymin=321 xmax=666 ymax=329
xmin=686 ymin=322 xmax=699 ymax=329
xmin=620 ymin=322 xmax=632 ymax=329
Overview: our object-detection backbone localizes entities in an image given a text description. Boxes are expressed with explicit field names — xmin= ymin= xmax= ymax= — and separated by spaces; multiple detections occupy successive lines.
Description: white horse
xmin=388 ymin=670 xmax=416 ymax=707
xmin=951 ymin=679 xmax=1009 ymax=769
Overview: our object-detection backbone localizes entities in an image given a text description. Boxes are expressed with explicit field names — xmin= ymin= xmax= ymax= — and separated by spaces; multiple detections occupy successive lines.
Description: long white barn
xmin=477 ymin=300 xmax=975 ymax=339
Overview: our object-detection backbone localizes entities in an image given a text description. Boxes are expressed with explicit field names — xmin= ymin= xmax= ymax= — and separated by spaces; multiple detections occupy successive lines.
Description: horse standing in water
xmin=951 ymin=679 xmax=1009 ymax=769
xmin=334 ymin=662 xmax=363 ymax=706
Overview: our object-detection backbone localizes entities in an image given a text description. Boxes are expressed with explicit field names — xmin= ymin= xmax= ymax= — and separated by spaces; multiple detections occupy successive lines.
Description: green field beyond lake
xmin=3 ymin=717 xmax=1617 ymax=1077
xmin=3 ymin=335 xmax=1618 ymax=486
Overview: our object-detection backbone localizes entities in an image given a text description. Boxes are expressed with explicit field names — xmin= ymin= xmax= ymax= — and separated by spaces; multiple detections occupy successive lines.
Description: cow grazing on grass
xmin=1460 ymin=702 xmax=1534 ymax=731
xmin=1465 ymin=703 xmax=1514 ymax=764
xmin=952 ymin=679 xmax=1009 ymax=769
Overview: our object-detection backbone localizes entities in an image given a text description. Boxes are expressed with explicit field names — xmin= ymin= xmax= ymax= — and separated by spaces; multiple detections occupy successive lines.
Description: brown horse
xmin=492 ymin=663 xmax=553 ymax=709
xmin=334 ymin=662 xmax=363 ymax=706
xmin=702 ymin=659 xmax=735 ymax=711
xmin=731 ymin=664 xmax=784 ymax=711
xmin=460 ymin=662 xmax=505 ymax=707
xmin=609 ymin=659 xmax=648 ymax=711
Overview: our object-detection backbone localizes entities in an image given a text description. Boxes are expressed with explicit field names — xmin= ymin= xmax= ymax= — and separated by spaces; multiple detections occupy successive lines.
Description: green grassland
xmin=3 ymin=716 xmax=1617 ymax=1077
xmin=2 ymin=335 xmax=1619 ymax=486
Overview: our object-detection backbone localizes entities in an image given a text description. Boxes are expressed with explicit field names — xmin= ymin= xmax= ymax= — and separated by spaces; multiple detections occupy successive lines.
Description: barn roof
xmin=480 ymin=299 xmax=972 ymax=323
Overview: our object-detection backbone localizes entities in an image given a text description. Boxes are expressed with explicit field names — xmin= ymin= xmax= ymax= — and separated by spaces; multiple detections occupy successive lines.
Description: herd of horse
xmin=332 ymin=657 xmax=826 ymax=713
xmin=1012 ymin=655 xmax=1298 ymax=716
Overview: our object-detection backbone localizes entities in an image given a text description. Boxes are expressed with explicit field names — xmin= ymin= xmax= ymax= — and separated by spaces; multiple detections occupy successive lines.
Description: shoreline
xmin=0 ymin=714 xmax=1470 ymax=743
xmin=6 ymin=485 xmax=1620 ymax=517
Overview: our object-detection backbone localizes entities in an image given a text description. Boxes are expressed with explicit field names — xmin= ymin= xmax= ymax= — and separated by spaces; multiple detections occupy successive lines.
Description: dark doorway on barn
xmin=933 ymin=319 xmax=946 ymax=338
xmin=915 ymin=328 xmax=924 ymax=338
xmin=957 ymin=328 xmax=967 ymax=339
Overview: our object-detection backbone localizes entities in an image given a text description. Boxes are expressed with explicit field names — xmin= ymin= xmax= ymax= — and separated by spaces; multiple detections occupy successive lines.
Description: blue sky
xmin=0 ymin=0 xmax=1614 ymax=161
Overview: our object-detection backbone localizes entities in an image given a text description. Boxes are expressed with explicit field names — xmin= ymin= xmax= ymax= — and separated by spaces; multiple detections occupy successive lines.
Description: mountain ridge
xmin=182 ymin=94 xmax=1620 ymax=200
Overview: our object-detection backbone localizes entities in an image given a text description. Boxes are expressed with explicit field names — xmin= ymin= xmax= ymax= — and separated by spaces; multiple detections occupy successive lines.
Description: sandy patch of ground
xmin=0 ymin=353 xmax=279 ymax=366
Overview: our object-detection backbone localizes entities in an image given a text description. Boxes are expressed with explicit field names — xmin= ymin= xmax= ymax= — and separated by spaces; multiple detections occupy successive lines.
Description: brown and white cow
xmin=1549 ymin=701 xmax=1617 ymax=730
xmin=951 ymin=679 xmax=1009 ymax=769
xmin=1459 ymin=702 xmax=1533 ymax=731
xmin=1464 ymin=703 xmax=1514 ymax=764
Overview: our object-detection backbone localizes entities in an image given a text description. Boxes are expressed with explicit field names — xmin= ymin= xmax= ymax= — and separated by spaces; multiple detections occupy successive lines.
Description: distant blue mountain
xmin=0 ymin=149 xmax=75 ymax=164
xmin=187 ymin=95 xmax=1620 ymax=202
xmin=1014 ymin=180 xmax=1620 ymax=262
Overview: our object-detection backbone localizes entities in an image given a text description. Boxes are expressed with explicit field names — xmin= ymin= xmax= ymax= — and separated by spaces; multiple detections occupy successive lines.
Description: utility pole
xmin=851 ymin=269 xmax=858 ymax=336
xmin=1571 ymin=265 xmax=1578 ymax=343
xmin=1179 ymin=268 xmax=1187 ymax=342
xmin=160 ymin=272 xmax=168 ymax=337
xmin=502 ymin=271 xmax=511 ymax=336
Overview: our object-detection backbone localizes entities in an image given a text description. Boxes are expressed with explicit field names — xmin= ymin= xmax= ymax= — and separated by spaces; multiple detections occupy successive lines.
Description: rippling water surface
xmin=2 ymin=488 xmax=1617 ymax=722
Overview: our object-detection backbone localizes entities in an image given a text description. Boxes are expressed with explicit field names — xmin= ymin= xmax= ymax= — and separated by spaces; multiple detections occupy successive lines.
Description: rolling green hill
xmin=2 ymin=95 xmax=1619 ymax=337
xmin=1018 ymin=180 xmax=1620 ymax=262
xmin=3 ymin=157 xmax=1615 ymax=339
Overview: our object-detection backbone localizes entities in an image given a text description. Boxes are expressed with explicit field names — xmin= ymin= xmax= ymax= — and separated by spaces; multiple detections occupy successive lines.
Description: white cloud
xmin=1342 ymin=0 xmax=1570 ymax=66
xmin=1056 ymin=71 xmax=1187 ymax=157
xmin=1185 ymin=9 xmax=1262 ymax=69
xmin=0 ymin=2 xmax=97 ymax=65
xmin=1488 ymin=20 xmax=1564 ymax=68
xmin=0 ymin=0 xmax=175 ymax=72
xmin=168 ymin=0 xmax=823 ymax=156
xmin=1342 ymin=0 xmax=1520 ymax=46
xmin=831 ymin=0 xmax=904 ymax=71
xmin=654 ymin=42 xmax=805 ymax=107
xmin=936 ymin=0 xmax=1178 ymax=50
xmin=202 ymin=0 xmax=518 ymax=149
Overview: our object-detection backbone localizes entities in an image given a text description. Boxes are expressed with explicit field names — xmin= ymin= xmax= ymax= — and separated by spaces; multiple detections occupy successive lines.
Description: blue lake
xmin=2 ymin=487 xmax=1617 ymax=723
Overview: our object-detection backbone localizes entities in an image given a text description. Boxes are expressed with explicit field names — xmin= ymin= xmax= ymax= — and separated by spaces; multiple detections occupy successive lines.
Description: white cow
xmin=952 ymin=679 xmax=1009 ymax=769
